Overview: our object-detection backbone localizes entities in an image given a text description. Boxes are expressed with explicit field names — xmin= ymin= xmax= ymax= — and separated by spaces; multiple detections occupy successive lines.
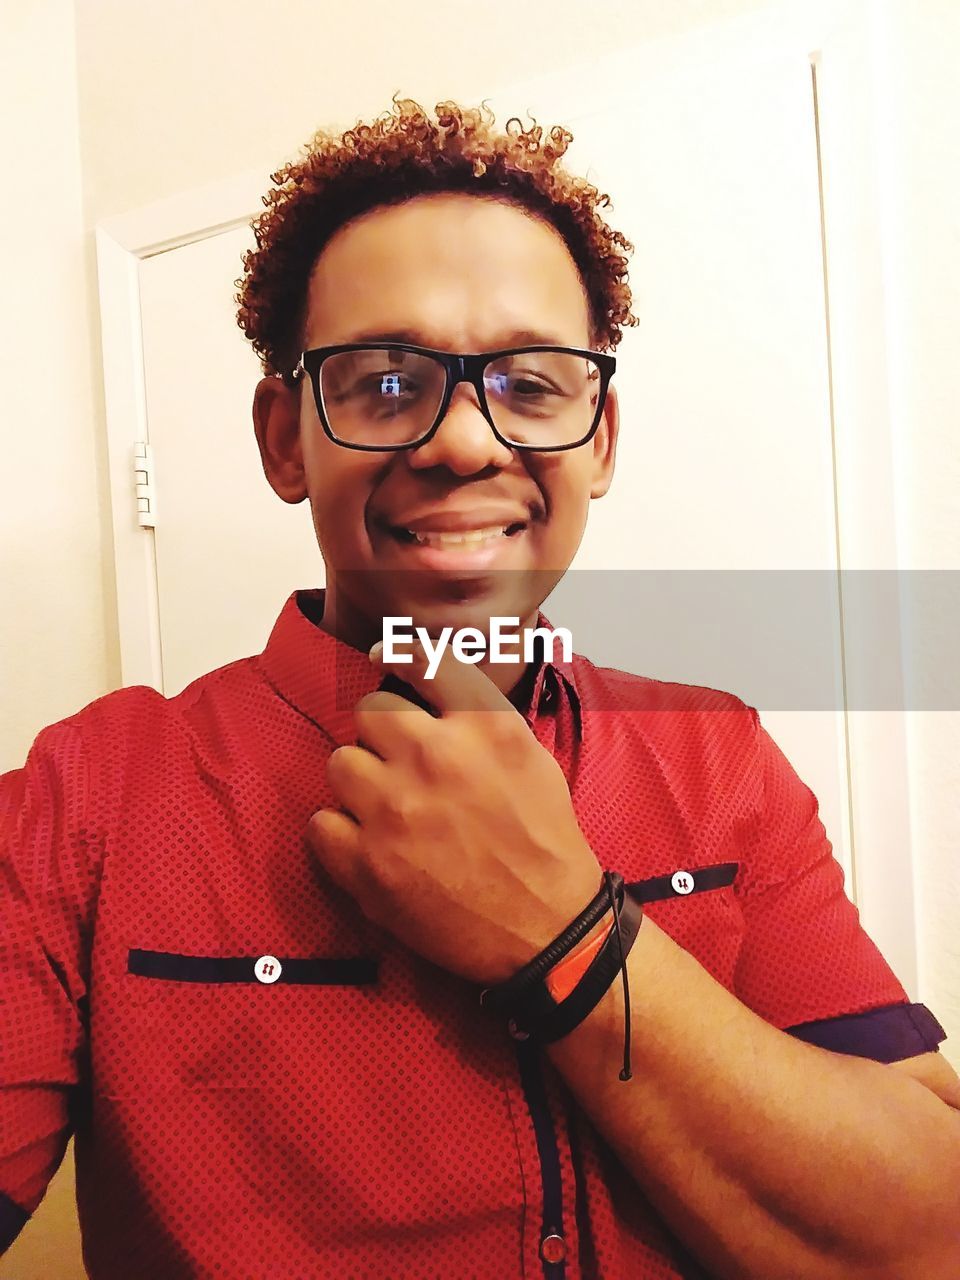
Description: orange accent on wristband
xmin=545 ymin=916 xmax=614 ymax=1003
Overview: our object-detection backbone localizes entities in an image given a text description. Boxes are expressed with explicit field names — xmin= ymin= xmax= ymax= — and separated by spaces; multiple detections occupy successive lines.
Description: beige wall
xmin=879 ymin=0 xmax=960 ymax=1073
xmin=72 ymin=0 xmax=771 ymax=225
xmin=1 ymin=7 xmax=102 ymax=1276
xmin=0 ymin=0 xmax=110 ymax=772
xmin=2 ymin=0 xmax=956 ymax=1275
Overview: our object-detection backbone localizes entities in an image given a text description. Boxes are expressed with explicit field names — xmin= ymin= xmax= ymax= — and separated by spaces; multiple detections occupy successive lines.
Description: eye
xmin=486 ymin=371 xmax=559 ymax=398
xmin=511 ymin=376 xmax=556 ymax=397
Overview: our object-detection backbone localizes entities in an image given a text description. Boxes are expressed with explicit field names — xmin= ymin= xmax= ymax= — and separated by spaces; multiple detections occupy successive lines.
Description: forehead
xmin=303 ymin=193 xmax=591 ymax=350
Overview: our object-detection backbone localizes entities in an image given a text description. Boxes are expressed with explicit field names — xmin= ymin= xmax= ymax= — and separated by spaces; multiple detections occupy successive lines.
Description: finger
xmin=354 ymin=689 xmax=432 ymax=760
xmin=306 ymin=807 xmax=363 ymax=895
xmin=325 ymin=743 xmax=386 ymax=823
xmin=370 ymin=636 xmax=521 ymax=720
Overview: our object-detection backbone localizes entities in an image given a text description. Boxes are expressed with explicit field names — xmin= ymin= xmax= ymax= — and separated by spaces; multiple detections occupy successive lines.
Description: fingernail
xmin=369 ymin=641 xmax=383 ymax=663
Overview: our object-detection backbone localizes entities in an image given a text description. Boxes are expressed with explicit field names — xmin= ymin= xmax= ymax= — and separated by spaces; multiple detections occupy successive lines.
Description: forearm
xmin=545 ymin=915 xmax=960 ymax=1279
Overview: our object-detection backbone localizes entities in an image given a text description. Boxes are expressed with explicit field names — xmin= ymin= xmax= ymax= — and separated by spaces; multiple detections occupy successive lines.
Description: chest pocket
xmin=627 ymin=860 xmax=744 ymax=986
xmin=91 ymin=947 xmax=382 ymax=1098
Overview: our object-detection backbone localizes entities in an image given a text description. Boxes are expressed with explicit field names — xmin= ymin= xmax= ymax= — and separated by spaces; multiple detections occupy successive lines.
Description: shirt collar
xmin=257 ymin=589 xmax=580 ymax=743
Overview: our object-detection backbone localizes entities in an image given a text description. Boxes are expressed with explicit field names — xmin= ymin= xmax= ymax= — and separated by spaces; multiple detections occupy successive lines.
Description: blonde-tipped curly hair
xmin=236 ymin=98 xmax=637 ymax=385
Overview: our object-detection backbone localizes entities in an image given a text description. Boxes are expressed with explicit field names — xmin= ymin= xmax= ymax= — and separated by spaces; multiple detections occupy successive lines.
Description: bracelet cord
xmin=604 ymin=868 xmax=632 ymax=1082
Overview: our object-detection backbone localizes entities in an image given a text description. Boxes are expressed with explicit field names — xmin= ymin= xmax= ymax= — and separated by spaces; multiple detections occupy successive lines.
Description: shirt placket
xmin=509 ymin=664 xmax=586 ymax=1277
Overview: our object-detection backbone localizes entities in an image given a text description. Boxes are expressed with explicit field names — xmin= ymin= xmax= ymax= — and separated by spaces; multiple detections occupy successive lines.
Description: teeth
xmin=409 ymin=525 xmax=509 ymax=547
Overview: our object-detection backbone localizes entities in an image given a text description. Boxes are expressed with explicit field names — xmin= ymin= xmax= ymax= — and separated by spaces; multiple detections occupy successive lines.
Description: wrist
xmin=480 ymin=872 xmax=618 ymax=1012
xmin=480 ymin=874 xmax=643 ymax=1078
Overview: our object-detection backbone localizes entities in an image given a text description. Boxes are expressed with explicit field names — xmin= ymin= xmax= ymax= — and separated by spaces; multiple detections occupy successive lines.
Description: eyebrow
xmin=325 ymin=327 xmax=575 ymax=350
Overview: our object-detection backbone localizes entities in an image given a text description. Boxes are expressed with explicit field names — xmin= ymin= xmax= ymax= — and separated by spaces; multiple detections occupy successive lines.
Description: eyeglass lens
xmin=317 ymin=347 xmax=601 ymax=448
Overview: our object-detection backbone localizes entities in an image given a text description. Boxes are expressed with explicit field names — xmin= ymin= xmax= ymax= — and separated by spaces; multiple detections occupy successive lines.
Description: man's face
xmin=254 ymin=192 xmax=618 ymax=650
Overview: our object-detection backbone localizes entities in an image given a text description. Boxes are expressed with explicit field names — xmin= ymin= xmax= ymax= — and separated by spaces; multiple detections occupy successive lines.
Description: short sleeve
xmin=732 ymin=712 xmax=944 ymax=1060
xmin=0 ymin=720 xmax=99 ymax=1251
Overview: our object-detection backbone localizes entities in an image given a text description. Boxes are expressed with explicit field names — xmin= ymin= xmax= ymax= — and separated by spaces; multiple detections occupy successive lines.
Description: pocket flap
xmin=127 ymin=949 xmax=379 ymax=985
xmin=626 ymin=860 xmax=739 ymax=903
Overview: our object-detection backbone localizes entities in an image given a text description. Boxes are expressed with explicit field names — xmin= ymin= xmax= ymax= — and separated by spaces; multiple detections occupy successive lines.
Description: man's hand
xmin=306 ymin=643 xmax=601 ymax=984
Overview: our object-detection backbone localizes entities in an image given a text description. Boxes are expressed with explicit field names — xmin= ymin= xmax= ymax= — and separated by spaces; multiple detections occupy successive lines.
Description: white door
xmin=106 ymin=21 xmax=864 ymax=923
xmin=138 ymin=227 xmax=323 ymax=690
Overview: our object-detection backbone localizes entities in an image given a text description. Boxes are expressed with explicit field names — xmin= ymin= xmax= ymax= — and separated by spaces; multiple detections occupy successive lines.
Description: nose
xmin=405 ymin=384 xmax=515 ymax=476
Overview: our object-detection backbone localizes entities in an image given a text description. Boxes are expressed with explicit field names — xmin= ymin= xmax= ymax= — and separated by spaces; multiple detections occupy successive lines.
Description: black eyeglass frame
xmin=291 ymin=343 xmax=617 ymax=453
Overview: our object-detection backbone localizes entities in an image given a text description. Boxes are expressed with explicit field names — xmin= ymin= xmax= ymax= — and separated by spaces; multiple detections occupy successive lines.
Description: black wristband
xmin=479 ymin=872 xmax=625 ymax=1016
xmin=505 ymin=887 xmax=643 ymax=1043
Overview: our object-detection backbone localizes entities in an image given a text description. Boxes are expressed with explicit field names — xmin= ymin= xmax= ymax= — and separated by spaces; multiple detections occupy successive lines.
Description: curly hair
xmin=235 ymin=98 xmax=637 ymax=385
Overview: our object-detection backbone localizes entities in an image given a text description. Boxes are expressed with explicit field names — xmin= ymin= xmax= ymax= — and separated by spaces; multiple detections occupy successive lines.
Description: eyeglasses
xmin=291 ymin=343 xmax=616 ymax=452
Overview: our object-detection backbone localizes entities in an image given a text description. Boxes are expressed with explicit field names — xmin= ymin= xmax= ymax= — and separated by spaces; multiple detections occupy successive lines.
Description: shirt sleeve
xmin=732 ymin=710 xmax=946 ymax=1062
xmin=0 ymin=720 xmax=99 ymax=1252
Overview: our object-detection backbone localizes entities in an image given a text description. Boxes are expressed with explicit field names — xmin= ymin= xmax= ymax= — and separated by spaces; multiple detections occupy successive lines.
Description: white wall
xmin=876 ymin=0 xmax=960 ymax=1068
xmin=0 ymin=0 xmax=111 ymax=772
xmin=0 ymin=7 xmax=103 ymax=1276
xmin=72 ymin=0 xmax=771 ymax=224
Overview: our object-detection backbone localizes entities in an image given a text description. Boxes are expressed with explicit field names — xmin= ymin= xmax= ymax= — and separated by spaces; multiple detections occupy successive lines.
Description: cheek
xmin=303 ymin=440 xmax=380 ymax=551
xmin=534 ymin=459 xmax=593 ymax=541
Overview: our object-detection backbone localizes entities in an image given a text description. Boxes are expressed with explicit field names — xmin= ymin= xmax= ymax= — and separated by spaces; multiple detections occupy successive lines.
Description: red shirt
xmin=0 ymin=589 xmax=944 ymax=1278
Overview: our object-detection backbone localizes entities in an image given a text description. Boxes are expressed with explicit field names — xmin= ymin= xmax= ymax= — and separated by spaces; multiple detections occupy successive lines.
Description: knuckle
xmin=382 ymin=794 xmax=410 ymax=827
xmin=427 ymin=723 xmax=480 ymax=783
xmin=489 ymin=711 xmax=528 ymax=754
xmin=380 ymin=790 xmax=417 ymax=832
xmin=410 ymin=729 xmax=446 ymax=777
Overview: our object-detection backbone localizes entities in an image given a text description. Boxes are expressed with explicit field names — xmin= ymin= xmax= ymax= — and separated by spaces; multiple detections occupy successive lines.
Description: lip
xmin=379 ymin=526 xmax=529 ymax=573
xmin=381 ymin=507 xmax=531 ymax=534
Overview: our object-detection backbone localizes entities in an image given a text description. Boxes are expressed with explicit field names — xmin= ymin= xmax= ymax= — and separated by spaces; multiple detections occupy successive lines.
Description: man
xmin=2 ymin=99 xmax=958 ymax=1279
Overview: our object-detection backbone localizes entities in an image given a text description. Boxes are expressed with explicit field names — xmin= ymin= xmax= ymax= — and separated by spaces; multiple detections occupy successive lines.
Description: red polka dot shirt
xmin=0 ymin=590 xmax=945 ymax=1278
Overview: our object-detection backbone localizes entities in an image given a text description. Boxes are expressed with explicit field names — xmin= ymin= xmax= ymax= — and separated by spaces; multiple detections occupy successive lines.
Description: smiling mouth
xmin=388 ymin=521 xmax=528 ymax=548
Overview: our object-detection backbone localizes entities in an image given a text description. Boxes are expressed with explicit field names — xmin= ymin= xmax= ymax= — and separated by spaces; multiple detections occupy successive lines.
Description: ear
xmin=253 ymin=376 xmax=308 ymax=503
xmin=589 ymin=382 xmax=619 ymax=499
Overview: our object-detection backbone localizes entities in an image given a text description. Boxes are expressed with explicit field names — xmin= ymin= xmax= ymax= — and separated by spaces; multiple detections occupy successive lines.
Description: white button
xmin=671 ymin=870 xmax=695 ymax=895
xmin=254 ymin=954 xmax=282 ymax=983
